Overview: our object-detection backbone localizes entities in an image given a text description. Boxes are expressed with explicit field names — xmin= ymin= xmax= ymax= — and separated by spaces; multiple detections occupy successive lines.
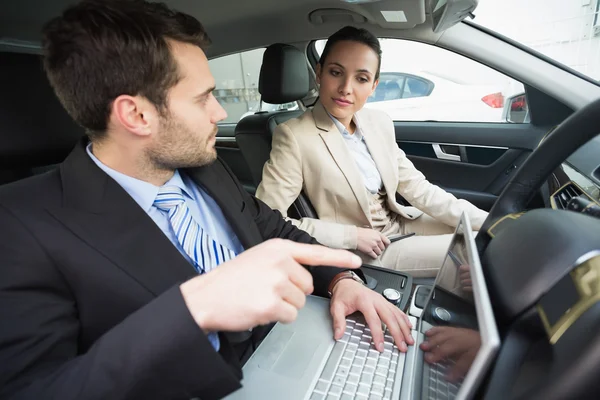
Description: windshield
xmin=473 ymin=0 xmax=600 ymax=81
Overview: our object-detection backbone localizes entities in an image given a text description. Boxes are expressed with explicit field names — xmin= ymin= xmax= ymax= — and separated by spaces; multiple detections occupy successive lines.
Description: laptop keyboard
xmin=424 ymin=360 xmax=461 ymax=400
xmin=309 ymin=317 xmax=405 ymax=400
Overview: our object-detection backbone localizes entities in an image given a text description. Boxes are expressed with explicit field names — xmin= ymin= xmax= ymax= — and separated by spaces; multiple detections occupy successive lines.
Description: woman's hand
xmin=356 ymin=228 xmax=390 ymax=258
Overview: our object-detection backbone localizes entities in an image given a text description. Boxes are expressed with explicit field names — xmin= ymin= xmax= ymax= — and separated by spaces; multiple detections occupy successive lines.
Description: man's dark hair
xmin=42 ymin=0 xmax=211 ymax=139
xmin=319 ymin=26 xmax=382 ymax=80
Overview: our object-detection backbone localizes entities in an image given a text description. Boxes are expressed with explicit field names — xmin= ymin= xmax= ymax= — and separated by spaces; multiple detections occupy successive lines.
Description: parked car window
xmin=368 ymin=73 xmax=434 ymax=103
xmin=369 ymin=74 xmax=405 ymax=102
xmin=315 ymin=39 xmax=528 ymax=123
xmin=208 ymin=48 xmax=298 ymax=124
xmin=404 ymin=77 xmax=432 ymax=98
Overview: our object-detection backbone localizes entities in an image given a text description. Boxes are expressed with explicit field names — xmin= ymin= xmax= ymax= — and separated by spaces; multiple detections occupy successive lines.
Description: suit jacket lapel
xmin=184 ymin=163 xmax=262 ymax=250
xmin=185 ymin=163 xmax=269 ymax=356
xmin=355 ymin=110 xmax=397 ymax=198
xmin=49 ymin=139 xmax=197 ymax=297
xmin=313 ymin=102 xmax=371 ymax=220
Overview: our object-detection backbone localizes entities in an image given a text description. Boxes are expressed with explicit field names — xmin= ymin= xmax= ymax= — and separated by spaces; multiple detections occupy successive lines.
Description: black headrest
xmin=258 ymin=43 xmax=309 ymax=104
xmin=0 ymin=52 xmax=83 ymax=168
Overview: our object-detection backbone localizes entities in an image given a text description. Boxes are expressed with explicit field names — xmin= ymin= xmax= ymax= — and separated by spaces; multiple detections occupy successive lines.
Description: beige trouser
xmin=377 ymin=214 xmax=456 ymax=278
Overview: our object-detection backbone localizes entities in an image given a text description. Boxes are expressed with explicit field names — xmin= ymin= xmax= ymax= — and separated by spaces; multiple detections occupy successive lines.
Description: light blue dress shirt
xmin=329 ymin=114 xmax=383 ymax=194
xmin=87 ymin=145 xmax=246 ymax=350
xmin=86 ymin=145 xmax=244 ymax=259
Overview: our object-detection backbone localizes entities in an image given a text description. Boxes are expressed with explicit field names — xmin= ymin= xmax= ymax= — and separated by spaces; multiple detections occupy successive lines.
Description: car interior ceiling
xmin=0 ymin=0 xmax=443 ymax=59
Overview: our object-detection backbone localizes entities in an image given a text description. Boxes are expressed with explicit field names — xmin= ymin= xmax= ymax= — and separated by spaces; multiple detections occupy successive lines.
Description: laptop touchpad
xmin=257 ymin=330 xmax=319 ymax=380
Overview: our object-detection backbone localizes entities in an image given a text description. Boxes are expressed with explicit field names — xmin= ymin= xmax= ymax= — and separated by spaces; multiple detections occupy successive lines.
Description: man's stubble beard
xmin=145 ymin=114 xmax=218 ymax=172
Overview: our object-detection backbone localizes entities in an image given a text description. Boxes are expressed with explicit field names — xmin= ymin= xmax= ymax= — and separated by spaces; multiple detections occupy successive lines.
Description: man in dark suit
xmin=0 ymin=1 xmax=413 ymax=399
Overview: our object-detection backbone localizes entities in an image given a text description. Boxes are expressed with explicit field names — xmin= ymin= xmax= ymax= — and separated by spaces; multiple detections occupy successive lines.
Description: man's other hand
xmin=329 ymin=280 xmax=414 ymax=352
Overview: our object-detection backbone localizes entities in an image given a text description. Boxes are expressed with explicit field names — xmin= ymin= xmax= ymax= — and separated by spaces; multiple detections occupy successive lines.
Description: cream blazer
xmin=255 ymin=101 xmax=488 ymax=250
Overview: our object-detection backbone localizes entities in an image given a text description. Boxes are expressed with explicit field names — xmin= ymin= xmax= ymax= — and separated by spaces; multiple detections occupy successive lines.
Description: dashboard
xmin=550 ymin=161 xmax=600 ymax=215
xmin=536 ymin=127 xmax=600 ymax=213
xmin=561 ymin=164 xmax=600 ymax=202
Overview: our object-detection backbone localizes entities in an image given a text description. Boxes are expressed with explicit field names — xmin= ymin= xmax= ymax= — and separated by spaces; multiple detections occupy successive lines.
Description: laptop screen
xmin=417 ymin=215 xmax=492 ymax=399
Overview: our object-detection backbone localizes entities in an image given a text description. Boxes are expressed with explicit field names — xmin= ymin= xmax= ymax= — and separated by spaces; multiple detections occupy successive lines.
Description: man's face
xmin=146 ymin=41 xmax=227 ymax=170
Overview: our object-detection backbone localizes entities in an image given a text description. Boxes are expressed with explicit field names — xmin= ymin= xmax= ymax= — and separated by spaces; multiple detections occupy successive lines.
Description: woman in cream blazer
xmin=256 ymin=27 xmax=488 ymax=277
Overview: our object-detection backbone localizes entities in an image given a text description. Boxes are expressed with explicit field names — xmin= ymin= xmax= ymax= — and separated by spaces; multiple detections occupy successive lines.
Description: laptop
xmin=225 ymin=213 xmax=500 ymax=400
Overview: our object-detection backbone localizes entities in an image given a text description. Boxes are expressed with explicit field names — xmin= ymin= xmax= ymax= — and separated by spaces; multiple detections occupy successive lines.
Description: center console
xmin=361 ymin=264 xmax=412 ymax=310
xmin=408 ymin=285 xmax=432 ymax=317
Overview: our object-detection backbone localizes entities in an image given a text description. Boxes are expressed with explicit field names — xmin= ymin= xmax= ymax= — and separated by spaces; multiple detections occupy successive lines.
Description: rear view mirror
xmin=504 ymin=93 xmax=530 ymax=123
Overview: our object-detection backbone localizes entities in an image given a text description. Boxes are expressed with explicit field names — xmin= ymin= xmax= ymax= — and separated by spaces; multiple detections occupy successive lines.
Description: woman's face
xmin=316 ymin=40 xmax=379 ymax=125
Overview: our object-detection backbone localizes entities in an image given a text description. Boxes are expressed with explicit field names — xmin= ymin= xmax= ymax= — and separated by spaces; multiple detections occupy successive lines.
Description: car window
xmin=208 ymin=48 xmax=298 ymax=124
xmin=315 ymin=39 xmax=528 ymax=123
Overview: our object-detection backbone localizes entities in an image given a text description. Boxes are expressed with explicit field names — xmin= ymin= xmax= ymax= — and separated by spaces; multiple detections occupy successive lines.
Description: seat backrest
xmin=235 ymin=43 xmax=318 ymax=219
xmin=0 ymin=52 xmax=83 ymax=185
xmin=236 ymin=111 xmax=302 ymax=189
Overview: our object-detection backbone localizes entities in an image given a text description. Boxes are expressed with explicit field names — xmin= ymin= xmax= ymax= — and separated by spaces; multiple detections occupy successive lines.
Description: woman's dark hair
xmin=42 ymin=0 xmax=211 ymax=139
xmin=319 ymin=26 xmax=382 ymax=80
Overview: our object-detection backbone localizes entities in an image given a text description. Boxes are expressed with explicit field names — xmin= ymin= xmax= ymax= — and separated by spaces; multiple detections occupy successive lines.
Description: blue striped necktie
xmin=154 ymin=185 xmax=237 ymax=350
xmin=153 ymin=185 xmax=236 ymax=274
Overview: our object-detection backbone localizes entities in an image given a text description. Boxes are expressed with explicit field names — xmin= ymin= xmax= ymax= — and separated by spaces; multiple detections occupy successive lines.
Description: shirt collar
xmin=86 ymin=143 xmax=193 ymax=213
xmin=327 ymin=112 xmax=364 ymax=141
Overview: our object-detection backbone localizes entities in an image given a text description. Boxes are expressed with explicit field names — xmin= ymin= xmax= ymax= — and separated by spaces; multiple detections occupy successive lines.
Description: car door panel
xmin=399 ymin=142 xmax=508 ymax=165
xmin=405 ymin=149 xmax=523 ymax=191
xmin=441 ymin=188 xmax=499 ymax=210
xmin=394 ymin=122 xmax=549 ymax=210
xmin=395 ymin=122 xmax=546 ymax=148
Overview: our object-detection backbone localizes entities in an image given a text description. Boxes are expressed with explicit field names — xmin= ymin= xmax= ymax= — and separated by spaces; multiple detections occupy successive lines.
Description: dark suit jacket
xmin=0 ymin=139 xmax=344 ymax=400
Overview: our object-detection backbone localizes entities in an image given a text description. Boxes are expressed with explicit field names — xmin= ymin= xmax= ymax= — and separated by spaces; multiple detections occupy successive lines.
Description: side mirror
xmin=504 ymin=93 xmax=530 ymax=123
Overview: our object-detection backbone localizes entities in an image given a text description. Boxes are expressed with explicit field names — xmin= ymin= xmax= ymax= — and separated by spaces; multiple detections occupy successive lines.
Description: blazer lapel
xmin=49 ymin=139 xmax=197 ymax=297
xmin=313 ymin=102 xmax=371 ymax=220
xmin=355 ymin=110 xmax=397 ymax=197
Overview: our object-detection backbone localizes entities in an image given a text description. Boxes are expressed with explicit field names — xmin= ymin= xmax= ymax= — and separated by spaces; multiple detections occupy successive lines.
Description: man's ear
xmin=111 ymin=95 xmax=156 ymax=138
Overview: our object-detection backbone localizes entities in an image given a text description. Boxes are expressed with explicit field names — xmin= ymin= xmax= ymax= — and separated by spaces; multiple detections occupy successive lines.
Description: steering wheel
xmin=476 ymin=97 xmax=600 ymax=253
xmin=472 ymin=98 xmax=600 ymax=400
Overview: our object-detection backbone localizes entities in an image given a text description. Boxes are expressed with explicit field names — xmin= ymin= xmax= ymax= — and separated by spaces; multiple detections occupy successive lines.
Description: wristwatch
xmin=327 ymin=270 xmax=365 ymax=297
